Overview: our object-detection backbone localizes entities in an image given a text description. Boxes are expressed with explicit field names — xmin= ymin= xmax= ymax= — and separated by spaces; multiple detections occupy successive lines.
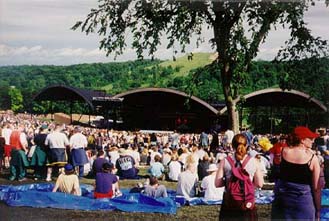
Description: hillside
xmin=0 ymin=55 xmax=328 ymax=116
xmin=159 ymin=52 xmax=215 ymax=77
xmin=100 ymin=52 xmax=215 ymax=91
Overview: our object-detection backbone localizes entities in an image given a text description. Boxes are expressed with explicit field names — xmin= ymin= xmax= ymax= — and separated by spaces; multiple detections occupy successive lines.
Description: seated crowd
xmin=0 ymin=112 xmax=327 ymax=214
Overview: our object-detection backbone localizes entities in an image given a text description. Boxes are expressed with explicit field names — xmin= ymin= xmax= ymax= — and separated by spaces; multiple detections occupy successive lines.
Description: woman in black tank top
xmin=271 ymin=126 xmax=321 ymax=220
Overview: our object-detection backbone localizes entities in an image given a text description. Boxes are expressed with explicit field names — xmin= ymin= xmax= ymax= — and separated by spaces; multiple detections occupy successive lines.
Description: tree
xmin=72 ymin=0 xmax=328 ymax=133
xmin=8 ymin=87 xmax=24 ymax=113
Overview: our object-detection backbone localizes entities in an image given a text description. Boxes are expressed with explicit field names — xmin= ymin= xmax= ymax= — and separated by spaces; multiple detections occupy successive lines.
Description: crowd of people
xmin=0 ymin=112 xmax=327 ymax=220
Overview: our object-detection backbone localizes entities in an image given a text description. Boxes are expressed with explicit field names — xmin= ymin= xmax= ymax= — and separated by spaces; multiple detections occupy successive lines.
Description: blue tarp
xmin=2 ymin=183 xmax=329 ymax=218
xmin=0 ymin=184 xmax=176 ymax=214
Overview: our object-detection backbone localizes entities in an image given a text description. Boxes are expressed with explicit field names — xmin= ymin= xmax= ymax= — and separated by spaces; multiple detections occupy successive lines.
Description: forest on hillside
xmin=0 ymin=56 xmax=328 ymax=117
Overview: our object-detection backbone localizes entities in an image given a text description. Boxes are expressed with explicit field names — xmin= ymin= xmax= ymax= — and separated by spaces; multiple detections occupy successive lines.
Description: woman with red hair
xmin=271 ymin=126 xmax=321 ymax=220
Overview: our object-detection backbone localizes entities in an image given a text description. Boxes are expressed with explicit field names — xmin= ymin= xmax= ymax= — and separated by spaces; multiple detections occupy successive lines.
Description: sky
xmin=0 ymin=0 xmax=328 ymax=66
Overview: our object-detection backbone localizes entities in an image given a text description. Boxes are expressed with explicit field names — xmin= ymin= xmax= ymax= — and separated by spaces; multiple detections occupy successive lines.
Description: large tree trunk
xmin=227 ymin=99 xmax=239 ymax=134
xmin=221 ymin=63 xmax=240 ymax=134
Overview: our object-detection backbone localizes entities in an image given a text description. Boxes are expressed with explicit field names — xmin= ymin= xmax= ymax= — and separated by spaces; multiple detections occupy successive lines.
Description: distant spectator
xmin=116 ymin=148 xmax=139 ymax=179
xmin=8 ymin=124 xmax=29 ymax=181
xmin=52 ymin=163 xmax=81 ymax=196
xmin=167 ymin=155 xmax=182 ymax=182
xmin=0 ymin=134 xmax=4 ymax=173
xmin=148 ymin=155 xmax=165 ymax=179
xmin=92 ymin=150 xmax=110 ymax=176
xmin=140 ymin=147 xmax=149 ymax=166
xmin=69 ymin=126 xmax=88 ymax=178
xmin=45 ymin=124 xmax=69 ymax=182
xmin=200 ymin=131 xmax=209 ymax=147
xmin=107 ymin=146 xmax=120 ymax=166
xmin=30 ymin=124 xmax=49 ymax=180
xmin=198 ymin=153 xmax=210 ymax=181
xmin=176 ymin=155 xmax=198 ymax=200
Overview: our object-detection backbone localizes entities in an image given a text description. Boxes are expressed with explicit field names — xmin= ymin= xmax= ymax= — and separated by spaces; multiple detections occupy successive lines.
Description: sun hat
xmin=258 ymin=137 xmax=273 ymax=151
xmin=119 ymin=148 xmax=129 ymax=155
xmin=293 ymin=126 xmax=319 ymax=140
xmin=207 ymin=164 xmax=218 ymax=172
xmin=64 ymin=163 xmax=74 ymax=172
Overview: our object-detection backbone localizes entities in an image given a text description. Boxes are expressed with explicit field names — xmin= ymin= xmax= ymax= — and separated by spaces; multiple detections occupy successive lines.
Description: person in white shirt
xmin=168 ymin=155 xmax=182 ymax=181
xmin=2 ymin=123 xmax=12 ymax=168
xmin=45 ymin=124 xmax=69 ymax=181
xmin=176 ymin=155 xmax=198 ymax=200
xmin=128 ymin=145 xmax=141 ymax=168
xmin=201 ymin=164 xmax=225 ymax=200
xmin=69 ymin=126 xmax=88 ymax=178
xmin=107 ymin=146 xmax=120 ymax=166
xmin=149 ymin=146 xmax=162 ymax=165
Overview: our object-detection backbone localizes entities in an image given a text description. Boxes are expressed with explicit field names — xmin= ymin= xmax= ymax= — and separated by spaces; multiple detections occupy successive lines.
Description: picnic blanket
xmin=1 ymin=183 xmax=329 ymax=217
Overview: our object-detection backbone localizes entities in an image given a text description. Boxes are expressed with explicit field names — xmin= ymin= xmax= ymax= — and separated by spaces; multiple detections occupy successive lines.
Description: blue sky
xmin=0 ymin=0 xmax=328 ymax=66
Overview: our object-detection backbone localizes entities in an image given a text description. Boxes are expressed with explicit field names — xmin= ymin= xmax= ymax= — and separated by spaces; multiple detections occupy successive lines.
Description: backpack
xmin=224 ymin=155 xmax=255 ymax=210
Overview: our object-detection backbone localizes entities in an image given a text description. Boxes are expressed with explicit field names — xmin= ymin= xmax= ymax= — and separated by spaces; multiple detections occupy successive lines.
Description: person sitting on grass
xmin=176 ymin=154 xmax=199 ymax=200
xmin=52 ymin=163 xmax=81 ymax=196
xmin=143 ymin=176 xmax=168 ymax=198
xmin=148 ymin=155 xmax=165 ymax=180
xmin=116 ymin=148 xmax=139 ymax=179
xmin=92 ymin=149 xmax=110 ymax=176
xmin=200 ymin=163 xmax=225 ymax=200
xmin=94 ymin=162 xmax=120 ymax=199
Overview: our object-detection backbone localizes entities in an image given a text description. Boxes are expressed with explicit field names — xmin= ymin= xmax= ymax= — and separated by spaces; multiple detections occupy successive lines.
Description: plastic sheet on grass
xmin=0 ymin=183 xmax=176 ymax=214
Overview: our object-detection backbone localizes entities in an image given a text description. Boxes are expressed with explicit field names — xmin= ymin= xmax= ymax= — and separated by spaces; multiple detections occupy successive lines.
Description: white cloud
xmin=0 ymin=0 xmax=328 ymax=66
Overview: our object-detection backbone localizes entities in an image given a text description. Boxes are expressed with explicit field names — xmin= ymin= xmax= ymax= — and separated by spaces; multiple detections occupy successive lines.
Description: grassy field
xmin=158 ymin=52 xmax=214 ymax=77
xmin=0 ymin=167 xmax=272 ymax=221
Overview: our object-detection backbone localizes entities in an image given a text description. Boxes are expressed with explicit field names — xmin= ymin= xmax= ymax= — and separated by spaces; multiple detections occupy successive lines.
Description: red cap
xmin=293 ymin=126 xmax=319 ymax=140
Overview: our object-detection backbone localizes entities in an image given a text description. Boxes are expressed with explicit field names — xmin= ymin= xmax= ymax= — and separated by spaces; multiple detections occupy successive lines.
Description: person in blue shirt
xmin=148 ymin=155 xmax=165 ymax=180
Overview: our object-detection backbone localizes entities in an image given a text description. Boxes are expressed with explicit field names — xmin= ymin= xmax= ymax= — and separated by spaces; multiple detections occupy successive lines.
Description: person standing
xmin=315 ymin=128 xmax=329 ymax=188
xmin=30 ymin=124 xmax=49 ymax=180
xmin=200 ymin=131 xmax=209 ymax=147
xmin=69 ymin=127 xmax=88 ymax=178
xmin=8 ymin=124 xmax=29 ymax=181
xmin=271 ymin=126 xmax=321 ymax=220
xmin=2 ymin=123 xmax=12 ymax=168
xmin=0 ymin=132 xmax=5 ymax=173
xmin=215 ymin=134 xmax=264 ymax=221
xmin=45 ymin=124 xmax=69 ymax=181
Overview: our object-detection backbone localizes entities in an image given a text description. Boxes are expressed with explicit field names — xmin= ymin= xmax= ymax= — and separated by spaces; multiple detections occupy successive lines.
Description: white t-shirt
xmin=223 ymin=156 xmax=258 ymax=182
xmin=201 ymin=174 xmax=225 ymax=200
xmin=2 ymin=128 xmax=12 ymax=145
xmin=70 ymin=133 xmax=87 ymax=149
xmin=176 ymin=170 xmax=198 ymax=200
xmin=45 ymin=131 xmax=69 ymax=149
xmin=168 ymin=160 xmax=182 ymax=181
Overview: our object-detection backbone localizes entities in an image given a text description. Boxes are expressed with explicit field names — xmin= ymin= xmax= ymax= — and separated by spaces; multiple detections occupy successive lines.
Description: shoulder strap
xmin=227 ymin=155 xmax=250 ymax=169
xmin=241 ymin=155 xmax=251 ymax=169
xmin=308 ymin=153 xmax=315 ymax=166
xmin=226 ymin=156 xmax=235 ymax=169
